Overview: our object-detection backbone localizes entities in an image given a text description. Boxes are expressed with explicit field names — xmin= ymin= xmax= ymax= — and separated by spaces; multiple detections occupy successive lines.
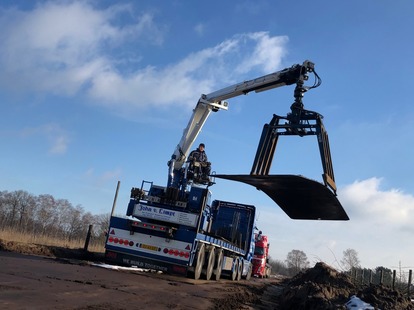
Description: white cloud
xmin=83 ymin=167 xmax=122 ymax=186
xmin=49 ymin=133 xmax=69 ymax=155
xmin=19 ymin=123 xmax=70 ymax=155
xmin=235 ymin=32 xmax=288 ymax=74
xmin=194 ymin=23 xmax=205 ymax=36
xmin=88 ymin=32 xmax=289 ymax=110
xmin=0 ymin=1 xmax=162 ymax=95
xmin=0 ymin=2 xmax=288 ymax=112
xmin=339 ymin=177 xmax=414 ymax=225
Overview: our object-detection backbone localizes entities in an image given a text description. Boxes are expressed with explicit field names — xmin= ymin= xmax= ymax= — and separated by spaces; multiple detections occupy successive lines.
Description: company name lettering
xmin=136 ymin=204 xmax=175 ymax=217
xmin=122 ymin=258 xmax=168 ymax=272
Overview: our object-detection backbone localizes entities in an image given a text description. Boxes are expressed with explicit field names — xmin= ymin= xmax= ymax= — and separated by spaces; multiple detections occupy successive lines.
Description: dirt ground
xmin=0 ymin=240 xmax=282 ymax=310
xmin=1 ymin=240 xmax=413 ymax=310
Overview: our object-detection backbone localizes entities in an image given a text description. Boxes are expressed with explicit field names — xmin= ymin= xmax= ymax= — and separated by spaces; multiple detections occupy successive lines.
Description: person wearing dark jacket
xmin=188 ymin=143 xmax=211 ymax=177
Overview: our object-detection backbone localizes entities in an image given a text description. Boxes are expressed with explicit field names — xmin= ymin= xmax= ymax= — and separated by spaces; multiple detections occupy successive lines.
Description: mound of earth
xmin=0 ymin=239 xmax=103 ymax=261
xmin=358 ymin=285 xmax=413 ymax=310
xmin=278 ymin=262 xmax=413 ymax=310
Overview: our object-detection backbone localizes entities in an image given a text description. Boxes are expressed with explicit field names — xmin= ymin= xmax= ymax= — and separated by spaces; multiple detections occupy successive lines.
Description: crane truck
xmin=104 ymin=60 xmax=349 ymax=281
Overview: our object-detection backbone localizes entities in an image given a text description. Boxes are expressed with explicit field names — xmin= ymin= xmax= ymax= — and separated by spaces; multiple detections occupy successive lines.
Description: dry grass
xmin=0 ymin=228 xmax=105 ymax=253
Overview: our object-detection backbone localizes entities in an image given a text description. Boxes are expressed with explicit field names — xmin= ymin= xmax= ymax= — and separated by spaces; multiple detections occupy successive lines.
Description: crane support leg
xmin=317 ymin=120 xmax=336 ymax=194
xmin=250 ymin=115 xmax=280 ymax=176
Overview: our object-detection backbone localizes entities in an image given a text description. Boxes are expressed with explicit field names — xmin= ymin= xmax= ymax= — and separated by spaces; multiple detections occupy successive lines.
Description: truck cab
xmin=252 ymin=232 xmax=271 ymax=278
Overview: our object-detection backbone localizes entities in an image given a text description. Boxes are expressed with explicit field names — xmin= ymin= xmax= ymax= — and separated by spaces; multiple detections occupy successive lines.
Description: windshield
xmin=254 ymin=246 xmax=264 ymax=256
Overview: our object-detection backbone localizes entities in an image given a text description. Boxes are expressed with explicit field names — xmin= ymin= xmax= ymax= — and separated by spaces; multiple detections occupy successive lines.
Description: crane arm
xmin=167 ymin=60 xmax=319 ymax=187
xmin=203 ymin=60 xmax=315 ymax=103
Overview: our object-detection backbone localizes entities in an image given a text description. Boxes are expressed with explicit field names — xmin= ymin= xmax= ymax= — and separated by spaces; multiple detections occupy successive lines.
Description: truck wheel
xmin=194 ymin=243 xmax=205 ymax=280
xmin=236 ymin=259 xmax=242 ymax=281
xmin=213 ymin=249 xmax=223 ymax=281
xmin=245 ymin=264 xmax=252 ymax=281
xmin=231 ymin=258 xmax=238 ymax=281
xmin=266 ymin=268 xmax=271 ymax=278
xmin=205 ymin=246 xmax=215 ymax=281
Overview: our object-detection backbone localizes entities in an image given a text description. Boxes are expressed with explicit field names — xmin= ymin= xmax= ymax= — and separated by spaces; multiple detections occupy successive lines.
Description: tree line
xmin=268 ymin=248 xmax=370 ymax=276
xmin=0 ymin=190 xmax=109 ymax=244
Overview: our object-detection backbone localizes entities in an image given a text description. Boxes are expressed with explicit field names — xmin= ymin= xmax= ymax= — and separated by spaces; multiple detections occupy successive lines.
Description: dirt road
xmin=0 ymin=251 xmax=281 ymax=310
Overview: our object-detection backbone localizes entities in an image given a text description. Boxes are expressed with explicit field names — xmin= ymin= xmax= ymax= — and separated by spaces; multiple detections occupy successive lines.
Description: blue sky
xmin=1 ymin=0 xmax=413 ymax=270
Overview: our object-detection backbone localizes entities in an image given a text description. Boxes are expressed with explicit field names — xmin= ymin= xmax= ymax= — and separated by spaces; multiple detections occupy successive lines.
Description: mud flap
xmin=214 ymin=174 xmax=349 ymax=221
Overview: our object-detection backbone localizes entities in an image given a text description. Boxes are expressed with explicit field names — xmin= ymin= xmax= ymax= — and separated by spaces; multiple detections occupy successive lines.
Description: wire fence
xmin=348 ymin=267 xmax=413 ymax=299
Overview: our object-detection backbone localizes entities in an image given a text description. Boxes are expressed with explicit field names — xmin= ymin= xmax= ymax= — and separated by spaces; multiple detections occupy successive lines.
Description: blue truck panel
xmin=210 ymin=200 xmax=255 ymax=255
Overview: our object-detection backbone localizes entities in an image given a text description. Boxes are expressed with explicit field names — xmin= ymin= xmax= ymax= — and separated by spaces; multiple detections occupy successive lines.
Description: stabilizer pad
xmin=213 ymin=174 xmax=349 ymax=221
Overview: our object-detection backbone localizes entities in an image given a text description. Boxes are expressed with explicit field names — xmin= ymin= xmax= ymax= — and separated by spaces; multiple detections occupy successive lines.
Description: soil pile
xmin=0 ymin=239 xmax=103 ymax=260
xmin=358 ymin=285 xmax=413 ymax=310
xmin=278 ymin=262 xmax=413 ymax=310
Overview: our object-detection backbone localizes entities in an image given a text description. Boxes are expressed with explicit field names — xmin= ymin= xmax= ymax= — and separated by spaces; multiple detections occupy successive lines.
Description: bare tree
xmin=0 ymin=191 xmax=9 ymax=228
xmin=94 ymin=213 xmax=110 ymax=235
xmin=0 ymin=190 xmax=100 ymax=243
xmin=64 ymin=204 xmax=85 ymax=241
xmin=16 ymin=191 xmax=36 ymax=232
xmin=36 ymin=194 xmax=59 ymax=236
xmin=268 ymin=258 xmax=289 ymax=276
xmin=340 ymin=248 xmax=360 ymax=271
xmin=286 ymin=249 xmax=310 ymax=275
xmin=3 ymin=191 xmax=20 ymax=227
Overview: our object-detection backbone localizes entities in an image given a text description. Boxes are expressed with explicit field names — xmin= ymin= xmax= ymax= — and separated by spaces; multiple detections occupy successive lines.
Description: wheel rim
xmin=245 ymin=264 xmax=252 ymax=280
xmin=205 ymin=246 xmax=215 ymax=280
xmin=237 ymin=259 xmax=242 ymax=281
xmin=194 ymin=244 xmax=205 ymax=280
xmin=231 ymin=259 xmax=238 ymax=281
xmin=214 ymin=249 xmax=223 ymax=281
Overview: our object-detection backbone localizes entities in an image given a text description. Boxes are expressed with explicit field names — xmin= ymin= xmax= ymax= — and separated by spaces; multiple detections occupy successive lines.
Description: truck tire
xmin=205 ymin=246 xmax=215 ymax=281
xmin=244 ymin=263 xmax=252 ymax=281
xmin=231 ymin=258 xmax=238 ymax=281
xmin=213 ymin=249 xmax=223 ymax=281
xmin=236 ymin=259 xmax=242 ymax=281
xmin=266 ymin=267 xmax=271 ymax=278
xmin=194 ymin=243 xmax=205 ymax=280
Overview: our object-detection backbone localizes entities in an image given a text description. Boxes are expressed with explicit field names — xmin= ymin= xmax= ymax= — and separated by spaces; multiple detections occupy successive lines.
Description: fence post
xmin=361 ymin=269 xmax=365 ymax=285
xmin=392 ymin=270 xmax=396 ymax=290
xmin=111 ymin=181 xmax=121 ymax=216
xmin=83 ymin=224 xmax=93 ymax=252
xmin=379 ymin=269 xmax=383 ymax=285
xmin=408 ymin=270 xmax=412 ymax=299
